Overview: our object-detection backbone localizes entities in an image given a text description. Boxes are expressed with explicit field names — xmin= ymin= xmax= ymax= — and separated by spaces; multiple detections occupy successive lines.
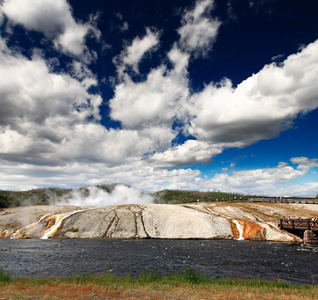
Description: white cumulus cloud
xmin=193 ymin=157 xmax=318 ymax=197
xmin=148 ymin=140 xmax=223 ymax=168
xmin=189 ymin=39 xmax=318 ymax=147
xmin=291 ymin=157 xmax=318 ymax=171
xmin=115 ymin=27 xmax=160 ymax=74
xmin=0 ymin=36 xmax=179 ymax=168
xmin=110 ymin=48 xmax=190 ymax=131
xmin=1 ymin=0 xmax=100 ymax=61
xmin=0 ymin=0 xmax=317 ymax=198
xmin=178 ymin=0 xmax=221 ymax=57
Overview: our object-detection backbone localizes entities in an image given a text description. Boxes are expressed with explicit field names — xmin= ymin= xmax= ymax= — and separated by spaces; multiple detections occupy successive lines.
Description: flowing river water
xmin=0 ymin=239 xmax=318 ymax=285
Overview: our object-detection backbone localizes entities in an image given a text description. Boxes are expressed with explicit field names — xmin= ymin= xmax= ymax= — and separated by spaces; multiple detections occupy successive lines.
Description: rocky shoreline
xmin=1 ymin=202 xmax=318 ymax=242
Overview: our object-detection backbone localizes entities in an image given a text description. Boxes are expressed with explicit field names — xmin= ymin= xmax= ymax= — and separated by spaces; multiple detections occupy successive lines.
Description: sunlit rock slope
xmin=1 ymin=202 xmax=317 ymax=242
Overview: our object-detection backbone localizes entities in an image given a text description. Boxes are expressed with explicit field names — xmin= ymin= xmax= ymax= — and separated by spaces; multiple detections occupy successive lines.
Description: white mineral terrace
xmin=1 ymin=203 xmax=318 ymax=242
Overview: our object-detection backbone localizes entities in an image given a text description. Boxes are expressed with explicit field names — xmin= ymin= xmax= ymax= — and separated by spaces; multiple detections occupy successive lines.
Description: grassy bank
xmin=1 ymin=269 xmax=317 ymax=299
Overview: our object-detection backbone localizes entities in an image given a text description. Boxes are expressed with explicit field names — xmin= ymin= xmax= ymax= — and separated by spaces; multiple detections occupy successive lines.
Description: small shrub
xmin=67 ymin=227 xmax=79 ymax=232
xmin=137 ymin=270 xmax=162 ymax=284
xmin=0 ymin=194 xmax=11 ymax=208
xmin=75 ymin=273 xmax=92 ymax=284
xmin=0 ymin=269 xmax=11 ymax=282
xmin=182 ymin=268 xmax=208 ymax=284
xmin=312 ymin=274 xmax=316 ymax=286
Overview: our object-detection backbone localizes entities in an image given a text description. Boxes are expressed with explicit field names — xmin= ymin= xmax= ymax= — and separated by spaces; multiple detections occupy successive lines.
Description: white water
xmin=206 ymin=207 xmax=244 ymax=240
xmin=232 ymin=219 xmax=244 ymax=240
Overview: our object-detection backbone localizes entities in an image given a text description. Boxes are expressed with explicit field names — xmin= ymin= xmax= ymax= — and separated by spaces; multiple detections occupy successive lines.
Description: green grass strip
xmin=1 ymin=267 xmax=317 ymax=293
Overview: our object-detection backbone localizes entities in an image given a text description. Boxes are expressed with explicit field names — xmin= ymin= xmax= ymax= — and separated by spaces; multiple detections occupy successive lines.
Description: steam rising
xmin=58 ymin=185 xmax=154 ymax=207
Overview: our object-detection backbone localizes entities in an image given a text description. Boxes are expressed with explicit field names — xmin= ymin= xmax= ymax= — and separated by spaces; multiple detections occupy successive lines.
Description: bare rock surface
xmin=0 ymin=202 xmax=311 ymax=242
xmin=0 ymin=205 xmax=87 ymax=229
xmin=60 ymin=204 xmax=232 ymax=239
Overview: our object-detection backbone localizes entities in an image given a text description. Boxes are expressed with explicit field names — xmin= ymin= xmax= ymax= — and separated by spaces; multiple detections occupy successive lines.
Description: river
xmin=0 ymin=239 xmax=317 ymax=285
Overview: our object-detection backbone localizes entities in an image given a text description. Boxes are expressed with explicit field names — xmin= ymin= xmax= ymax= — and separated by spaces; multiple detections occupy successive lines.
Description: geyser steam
xmin=58 ymin=184 xmax=154 ymax=207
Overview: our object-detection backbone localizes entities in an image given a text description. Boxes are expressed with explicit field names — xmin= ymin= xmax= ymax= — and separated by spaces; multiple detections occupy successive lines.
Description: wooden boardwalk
xmin=278 ymin=219 xmax=318 ymax=232
xmin=249 ymin=198 xmax=318 ymax=204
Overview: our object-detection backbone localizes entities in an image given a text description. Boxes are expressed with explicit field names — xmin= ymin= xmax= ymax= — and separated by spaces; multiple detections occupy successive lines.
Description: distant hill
xmin=0 ymin=184 xmax=125 ymax=208
xmin=152 ymin=189 xmax=250 ymax=204
xmin=0 ymin=187 xmax=72 ymax=208
xmin=0 ymin=184 xmax=252 ymax=208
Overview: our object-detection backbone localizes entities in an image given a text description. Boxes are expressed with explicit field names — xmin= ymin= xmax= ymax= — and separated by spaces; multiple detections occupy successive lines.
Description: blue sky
xmin=0 ymin=0 xmax=317 ymax=197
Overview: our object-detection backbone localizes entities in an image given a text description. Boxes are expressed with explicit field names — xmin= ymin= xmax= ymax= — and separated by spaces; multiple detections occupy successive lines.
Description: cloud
xmin=192 ymin=157 xmax=318 ymax=197
xmin=0 ymin=36 xmax=177 ymax=168
xmin=109 ymin=7 xmax=318 ymax=172
xmin=1 ymin=154 xmax=316 ymax=196
xmin=0 ymin=37 xmax=101 ymax=132
xmin=291 ymin=157 xmax=318 ymax=171
xmin=213 ymin=162 xmax=306 ymax=188
xmin=115 ymin=27 xmax=160 ymax=74
xmin=271 ymin=53 xmax=285 ymax=62
xmin=274 ymin=182 xmax=318 ymax=198
xmin=1 ymin=0 xmax=100 ymax=61
xmin=177 ymin=0 xmax=220 ymax=57
xmin=110 ymin=47 xmax=190 ymax=131
xmin=188 ymin=39 xmax=318 ymax=147
xmin=108 ymin=0 xmax=223 ymax=169
xmin=56 ymin=125 xmax=175 ymax=166
xmin=0 ymin=39 xmax=101 ymax=128
xmin=0 ymin=0 xmax=317 ymax=199
xmin=0 ymin=158 xmax=201 ymax=193
xmin=148 ymin=140 xmax=223 ymax=168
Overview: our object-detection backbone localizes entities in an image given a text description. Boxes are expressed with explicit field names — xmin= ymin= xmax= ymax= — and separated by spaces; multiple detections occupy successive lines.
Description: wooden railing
xmin=250 ymin=198 xmax=318 ymax=204
xmin=279 ymin=219 xmax=318 ymax=231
